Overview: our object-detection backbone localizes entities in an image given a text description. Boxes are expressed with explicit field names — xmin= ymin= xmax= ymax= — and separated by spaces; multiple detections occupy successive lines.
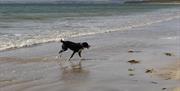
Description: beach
xmin=0 ymin=3 xmax=180 ymax=91
xmin=0 ymin=13 xmax=180 ymax=91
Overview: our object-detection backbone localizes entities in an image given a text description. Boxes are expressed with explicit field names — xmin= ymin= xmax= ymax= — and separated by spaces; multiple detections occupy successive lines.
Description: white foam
xmin=161 ymin=36 xmax=180 ymax=40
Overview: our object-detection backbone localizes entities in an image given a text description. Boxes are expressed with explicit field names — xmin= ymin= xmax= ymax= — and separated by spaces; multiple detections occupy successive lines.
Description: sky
xmin=0 ymin=0 xmax=138 ymax=4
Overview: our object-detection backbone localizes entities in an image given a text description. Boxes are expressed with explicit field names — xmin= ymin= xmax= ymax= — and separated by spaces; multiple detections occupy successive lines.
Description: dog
xmin=59 ymin=39 xmax=90 ymax=61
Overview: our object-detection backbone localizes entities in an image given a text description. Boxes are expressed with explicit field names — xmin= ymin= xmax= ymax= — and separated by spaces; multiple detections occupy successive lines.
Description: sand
xmin=156 ymin=60 xmax=180 ymax=80
xmin=0 ymin=18 xmax=180 ymax=91
xmin=173 ymin=87 xmax=180 ymax=91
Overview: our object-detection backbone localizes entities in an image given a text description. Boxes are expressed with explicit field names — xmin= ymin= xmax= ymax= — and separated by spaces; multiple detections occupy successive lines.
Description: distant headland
xmin=125 ymin=0 xmax=180 ymax=4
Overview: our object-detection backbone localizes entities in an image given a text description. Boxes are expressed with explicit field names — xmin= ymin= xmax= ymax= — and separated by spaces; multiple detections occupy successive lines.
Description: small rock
xmin=128 ymin=49 xmax=142 ymax=53
xmin=145 ymin=69 xmax=154 ymax=73
xmin=128 ymin=68 xmax=135 ymax=71
xmin=162 ymin=88 xmax=167 ymax=90
xmin=164 ymin=53 xmax=173 ymax=56
xmin=128 ymin=49 xmax=134 ymax=53
xmin=165 ymin=78 xmax=171 ymax=80
xmin=129 ymin=73 xmax=135 ymax=76
xmin=128 ymin=60 xmax=140 ymax=64
xmin=151 ymin=81 xmax=158 ymax=84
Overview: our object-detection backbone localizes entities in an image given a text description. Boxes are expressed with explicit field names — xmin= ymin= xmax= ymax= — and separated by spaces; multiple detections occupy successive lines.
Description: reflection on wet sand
xmin=60 ymin=61 xmax=90 ymax=82
xmin=58 ymin=61 xmax=90 ymax=91
xmin=61 ymin=67 xmax=89 ymax=81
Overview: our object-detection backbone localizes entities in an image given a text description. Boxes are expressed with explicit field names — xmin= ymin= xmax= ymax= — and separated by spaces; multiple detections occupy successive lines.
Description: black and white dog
xmin=59 ymin=39 xmax=90 ymax=61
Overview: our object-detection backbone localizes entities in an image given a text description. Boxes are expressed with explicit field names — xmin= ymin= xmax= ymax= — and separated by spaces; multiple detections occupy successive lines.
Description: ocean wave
xmin=0 ymin=7 xmax=180 ymax=52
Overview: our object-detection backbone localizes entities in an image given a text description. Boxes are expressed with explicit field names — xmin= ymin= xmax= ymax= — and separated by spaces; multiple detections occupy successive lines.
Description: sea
xmin=0 ymin=3 xmax=180 ymax=51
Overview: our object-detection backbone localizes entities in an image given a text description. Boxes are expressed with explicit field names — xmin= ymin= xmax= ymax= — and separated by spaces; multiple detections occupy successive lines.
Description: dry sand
xmin=155 ymin=60 xmax=180 ymax=91
xmin=156 ymin=60 xmax=180 ymax=80
xmin=173 ymin=87 xmax=180 ymax=91
xmin=0 ymin=18 xmax=180 ymax=91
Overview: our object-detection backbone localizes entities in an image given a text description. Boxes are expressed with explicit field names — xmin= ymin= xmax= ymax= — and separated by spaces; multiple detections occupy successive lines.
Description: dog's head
xmin=82 ymin=42 xmax=90 ymax=49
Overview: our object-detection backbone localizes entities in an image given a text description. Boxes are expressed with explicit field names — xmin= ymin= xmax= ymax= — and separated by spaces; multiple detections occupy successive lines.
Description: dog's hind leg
xmin=78 ymin=51 xmax=82 ymax=58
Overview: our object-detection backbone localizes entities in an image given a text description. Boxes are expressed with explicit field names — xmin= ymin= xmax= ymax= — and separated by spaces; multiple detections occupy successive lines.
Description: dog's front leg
xmin=59 ymin=48 xmax=67 ymax=54
xmin=59 ymin=47 xmax=68 ymax=58
xmin=69 ymin=51 xmax=76 ymax=61
xmin=59 ymin=45 xmax=68 ymax=54
xmin=58 ymin=50 xmax=65 ymax=58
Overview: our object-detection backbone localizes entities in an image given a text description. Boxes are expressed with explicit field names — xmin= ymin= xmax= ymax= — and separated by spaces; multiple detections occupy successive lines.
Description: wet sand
xmin=0 ymin=18 xmax=180 ymax=91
